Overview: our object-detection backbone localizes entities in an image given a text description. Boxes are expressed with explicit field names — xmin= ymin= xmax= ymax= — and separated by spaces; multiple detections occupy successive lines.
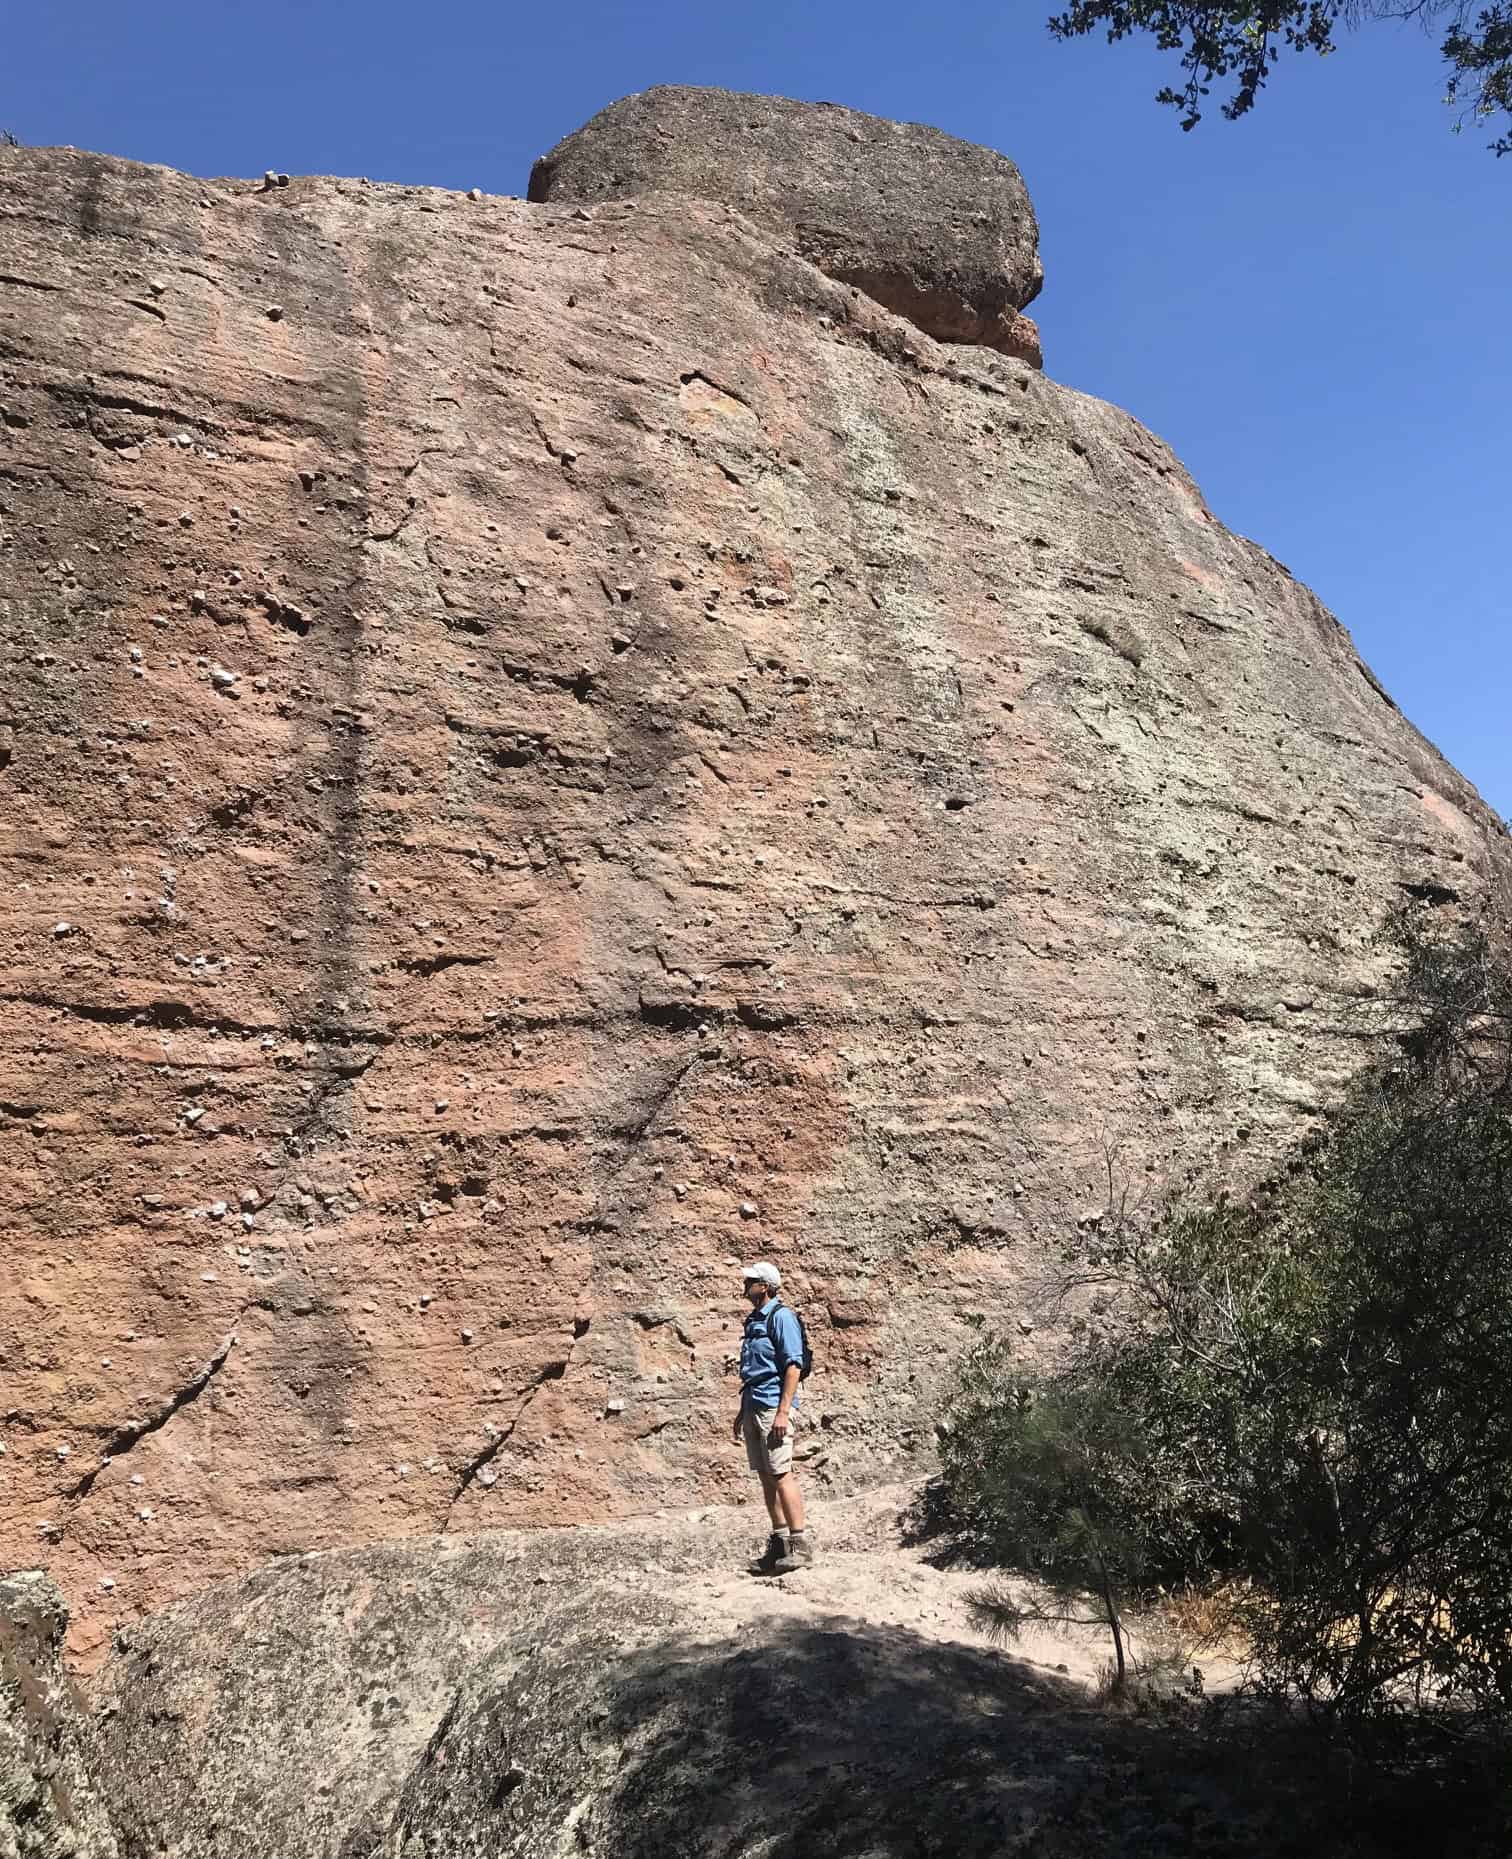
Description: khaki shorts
xmin=742 ymin=1405 xmax=795 ymax=1477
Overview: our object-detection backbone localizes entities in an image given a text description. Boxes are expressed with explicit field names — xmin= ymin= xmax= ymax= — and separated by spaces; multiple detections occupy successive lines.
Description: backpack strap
xmin=764 ymin=1301 xmax=793 ymax=1372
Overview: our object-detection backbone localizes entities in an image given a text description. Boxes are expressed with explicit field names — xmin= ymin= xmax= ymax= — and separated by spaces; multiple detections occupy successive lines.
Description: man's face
xmin=743 ymin=1278 xmax=769 ymax=1309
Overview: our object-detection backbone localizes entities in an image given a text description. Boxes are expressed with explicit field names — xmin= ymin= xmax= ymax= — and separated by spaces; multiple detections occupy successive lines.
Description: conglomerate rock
xmin=528 ymin=84 xmax=1045 ymax=362
xmin=0 ymin=99 xmax=1505 ymax=1658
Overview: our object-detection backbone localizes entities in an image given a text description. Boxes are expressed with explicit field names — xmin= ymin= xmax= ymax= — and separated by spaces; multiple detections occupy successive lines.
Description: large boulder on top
xmin=528 ymin=85 xmax=1045 ymax=362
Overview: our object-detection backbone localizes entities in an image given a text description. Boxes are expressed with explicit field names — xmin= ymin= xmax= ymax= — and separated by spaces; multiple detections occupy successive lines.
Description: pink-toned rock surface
xmin=0 ymin=119 xmax=1504 ymax=1660
xmin=993 ymin=309 xmax=1043 ymax=367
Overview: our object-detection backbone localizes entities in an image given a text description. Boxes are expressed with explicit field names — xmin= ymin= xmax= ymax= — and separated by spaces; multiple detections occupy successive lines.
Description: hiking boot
xmin=750 ymin=1531 xmax=788 ymax=1575
xmin=774 ymin=1530 xmax=814 ymax=1573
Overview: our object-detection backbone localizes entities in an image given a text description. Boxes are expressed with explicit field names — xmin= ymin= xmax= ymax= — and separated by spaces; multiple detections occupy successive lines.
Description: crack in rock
xmin=447 ymin=1356 xmax=568 ymax=1516
xmin=398 ymin=953 xmax=494 ymax=979
xmin=68 ymin=1330 xmax=239 ymax=1503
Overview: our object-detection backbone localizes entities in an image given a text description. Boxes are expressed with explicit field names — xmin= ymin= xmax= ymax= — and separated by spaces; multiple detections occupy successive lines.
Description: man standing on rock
xmin=735 ymin=1262 xmax=813 ymax=1573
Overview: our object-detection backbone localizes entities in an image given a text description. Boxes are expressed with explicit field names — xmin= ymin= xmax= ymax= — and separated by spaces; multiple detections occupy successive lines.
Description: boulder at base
xmin=0 ymin=1573 xmax=119 ymax=1859
xmin=85 ymin=1491 xmax=1359 ymax=1857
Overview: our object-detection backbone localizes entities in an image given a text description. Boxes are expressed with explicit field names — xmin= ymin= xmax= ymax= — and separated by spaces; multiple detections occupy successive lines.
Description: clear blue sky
xmin=10 ymin=1 xmax=1509 ymax=816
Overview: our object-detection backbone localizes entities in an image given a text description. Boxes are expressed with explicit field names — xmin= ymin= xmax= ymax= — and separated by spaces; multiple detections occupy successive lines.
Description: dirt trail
xmin=604 ymin=1482 xmax=1234 ymax=1694
xmin=677 ymin=1536 xmax=1107 ymax=1681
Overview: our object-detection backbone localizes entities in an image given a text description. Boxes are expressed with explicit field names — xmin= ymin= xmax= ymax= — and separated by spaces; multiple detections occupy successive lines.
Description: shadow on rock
xmin=382 ymin=1608 xmax=1283 ymax=1859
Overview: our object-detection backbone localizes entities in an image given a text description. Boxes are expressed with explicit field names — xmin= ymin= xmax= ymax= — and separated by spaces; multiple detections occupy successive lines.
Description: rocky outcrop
xmin=0 ymin=1574 xmax=119 ymax=1859
xmin=0 ymin=96 xmax=1505 ymax=1657
xmin=86 ymin=1491 xmax=914 ymax=1859
xmin=82 ymin=1487 xmax=1241 ymax=1859
xmin=528 ymin=85 xmax=1045 ymax=363
xmin=76 ymin=1487 xmax=1383 ymax=1858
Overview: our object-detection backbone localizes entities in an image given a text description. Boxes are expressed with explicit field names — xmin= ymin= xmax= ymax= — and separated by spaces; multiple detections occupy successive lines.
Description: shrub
xmin=942 ymin=909 xmax=1512 ymax=1719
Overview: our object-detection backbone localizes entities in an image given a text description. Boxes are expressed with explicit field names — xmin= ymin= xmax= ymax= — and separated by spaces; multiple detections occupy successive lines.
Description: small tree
xmin=943 ymin=1332 xmax=1209 ymax=1689
xmin=1237 ymin=913 xmax=1512 ymax=1712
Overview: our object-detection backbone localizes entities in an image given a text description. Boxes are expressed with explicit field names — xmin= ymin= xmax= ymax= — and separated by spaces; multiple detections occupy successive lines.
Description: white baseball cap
xmin=741 ymin=1261 xmax=782 ymax=1289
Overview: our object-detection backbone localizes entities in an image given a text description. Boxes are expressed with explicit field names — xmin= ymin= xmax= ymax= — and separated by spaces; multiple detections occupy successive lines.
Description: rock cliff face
xmin=0 ymin=91 xmax=1504 ymax=1659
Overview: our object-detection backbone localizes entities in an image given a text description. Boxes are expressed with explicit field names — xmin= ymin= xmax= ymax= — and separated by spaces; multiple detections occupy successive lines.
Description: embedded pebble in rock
xmin=0 ymin=101 xmax=1506 ymax=1659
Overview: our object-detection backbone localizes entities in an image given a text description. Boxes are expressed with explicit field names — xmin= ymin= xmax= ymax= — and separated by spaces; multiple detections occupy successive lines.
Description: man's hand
xmin=768 ymin=1411 xmax=789 ymax=1447
xmin=732 ymin=1410 xmax=744 ymax=1442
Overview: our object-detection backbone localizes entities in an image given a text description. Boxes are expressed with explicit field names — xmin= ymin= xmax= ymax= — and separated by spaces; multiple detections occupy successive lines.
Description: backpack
xmin=765 ymin=1301 xmax=814 ymax=1381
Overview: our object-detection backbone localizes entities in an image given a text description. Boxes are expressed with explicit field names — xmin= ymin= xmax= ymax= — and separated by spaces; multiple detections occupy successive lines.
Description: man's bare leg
xmin=773 ymin=1470 xmax=805 ymax=1534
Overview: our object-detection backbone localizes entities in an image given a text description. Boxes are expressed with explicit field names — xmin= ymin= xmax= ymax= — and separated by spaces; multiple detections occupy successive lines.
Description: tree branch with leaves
xmin=1048 ymin=0 xmax=1512 ymax=152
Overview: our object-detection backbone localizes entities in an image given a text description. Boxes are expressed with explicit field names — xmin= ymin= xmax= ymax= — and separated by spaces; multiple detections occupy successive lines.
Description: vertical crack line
xmin=67 ymin=1329 xmax=240 ymax=1503
xmin=446 ymin=1356 xmax=568 ymax=1519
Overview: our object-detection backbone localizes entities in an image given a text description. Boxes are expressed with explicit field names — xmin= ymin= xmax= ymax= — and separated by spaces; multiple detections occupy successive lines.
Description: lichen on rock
xmin=0 ymin=1573 xmax=119 ymax=1859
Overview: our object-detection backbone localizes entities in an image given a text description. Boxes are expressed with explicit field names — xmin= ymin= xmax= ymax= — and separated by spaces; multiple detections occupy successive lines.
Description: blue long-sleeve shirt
xmin=739 ymin=1297 xmax=803 ymax=1410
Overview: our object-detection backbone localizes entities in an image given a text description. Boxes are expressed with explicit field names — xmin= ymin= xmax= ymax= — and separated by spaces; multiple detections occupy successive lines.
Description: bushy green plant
xmin=943 ymin=1336 xmax=1171 ymax=1686
xmin=942 ymin=910 xmax=1512 ymax=1718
